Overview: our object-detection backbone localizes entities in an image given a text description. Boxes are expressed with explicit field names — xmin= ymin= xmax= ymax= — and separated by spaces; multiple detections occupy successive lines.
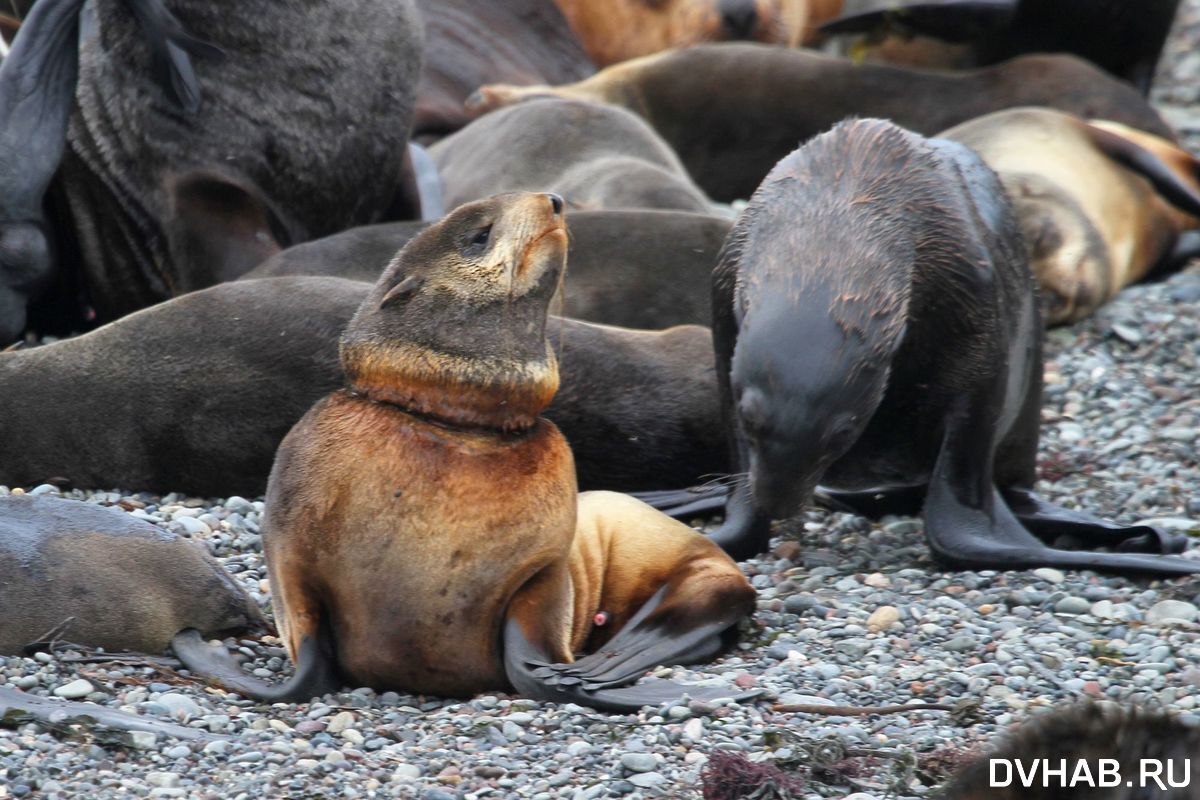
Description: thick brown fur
xmin=943 ymin=703 xmax=1200 ymax=800
xmin=470 ymin=45 xmax=1176 ymax=202
xmin=260 ymin=193 xmax=751 ymax=700
xmin=939 ymin=107 xmax=1200 ymax=324
xmin=0 ymin=494 xmax=263 ymax=655
xmin=553 ymin=0 xmax=841 ymax=66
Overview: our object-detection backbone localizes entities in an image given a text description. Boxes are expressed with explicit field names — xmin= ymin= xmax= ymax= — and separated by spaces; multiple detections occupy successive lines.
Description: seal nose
xmin=719 ymin=0 xmax=758 ymax=38
xmin=546 ymin=193 xmax=564 ymax=217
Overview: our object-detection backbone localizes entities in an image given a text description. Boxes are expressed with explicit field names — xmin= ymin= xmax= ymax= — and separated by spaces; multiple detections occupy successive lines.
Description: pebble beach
xmin=5 ymin=7 xmax=1200 ymax=800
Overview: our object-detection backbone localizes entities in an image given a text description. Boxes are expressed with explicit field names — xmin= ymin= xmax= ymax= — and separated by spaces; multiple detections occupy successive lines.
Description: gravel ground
xmin=6 ymin=11 xmax=1200 ymax=800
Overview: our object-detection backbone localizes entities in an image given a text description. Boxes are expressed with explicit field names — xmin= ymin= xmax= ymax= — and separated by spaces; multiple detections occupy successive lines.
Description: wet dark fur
xmin=244 ymin=209 xmax=732 ymax=329
xmin=943 ymin=703 xmax=1200 ymax=799
xmin=414 ymin=0 xmax=593 ymax=141
xmin=0 ymin=277 xmax=724 ymax=495
xmin=58 ymin=0 xmax=422 ymax=321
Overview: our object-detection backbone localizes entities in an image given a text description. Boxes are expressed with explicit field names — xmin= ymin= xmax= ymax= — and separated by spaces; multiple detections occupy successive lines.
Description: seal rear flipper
xmin=1000 ymin=486 xmax=1189 ymax=555
xmin=923 ymin=408 xmax=1200 ymax=575
xmin=171 ymin=626 xmax=341 ymax=703
xmin=503 ymin=615 xmax=759 ymax=713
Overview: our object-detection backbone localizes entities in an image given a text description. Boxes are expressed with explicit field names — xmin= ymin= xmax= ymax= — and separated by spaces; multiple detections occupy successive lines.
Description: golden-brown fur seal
xmin=469 ymin=45 xmax=1177 ymax=202
xmin=939 ymin=108 xmax=1200 ymax=324
xmin=173 ymin=193 xmax=755 ymax=710
xmin=553 ymin=0 xmax=842 ymax=66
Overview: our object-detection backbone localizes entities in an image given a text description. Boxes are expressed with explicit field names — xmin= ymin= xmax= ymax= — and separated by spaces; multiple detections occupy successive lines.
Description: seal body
xmin=697 ymin=118 xmax=1198 ymax=575
xmin=0 ymin=495 xmax=262 ymax=654
xmin=431 ymin=98 xmax=713 ymax=214
xmin=940 ymin=107 xmax=1200 ymax=324
xmin=246 ymin=209 xmax=732 ymax=328
xmin=413 ymin=0 xmax=593 ymax=140
xmin=470 ymin=45 xmax=1176 ymax=201
xmin=0 ymin=276 xmax=725 ymax=496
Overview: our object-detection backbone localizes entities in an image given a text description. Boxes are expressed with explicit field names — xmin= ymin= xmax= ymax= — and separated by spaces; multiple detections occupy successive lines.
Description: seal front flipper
xmin=814 ymin=485 xmax=928 ymax=518
xmin=171 ymin=623 xmax=341 ymax=703
xmin=629 ymin=485 xmax=729 ymax=518
xmin=818 ymin=0 xmax=1017 ymax=41
xmin=706 ymin=484 xmax=772 ymax=561
xmin=923 ymin=397 xmax=1200 ymax=576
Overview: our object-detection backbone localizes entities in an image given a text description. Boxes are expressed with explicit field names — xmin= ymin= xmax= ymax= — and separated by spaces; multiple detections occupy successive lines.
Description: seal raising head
xmin=340 ymin=192 xmax=568 ymax=431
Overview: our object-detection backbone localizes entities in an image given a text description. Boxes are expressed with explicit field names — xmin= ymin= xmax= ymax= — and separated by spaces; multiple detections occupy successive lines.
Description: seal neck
xmin=339 ymin=340 xmax=559 ymax=432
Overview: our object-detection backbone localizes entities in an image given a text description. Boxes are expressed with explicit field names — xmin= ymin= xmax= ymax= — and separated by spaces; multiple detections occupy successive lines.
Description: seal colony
xmin=171 ymin=194 xmax=756 ymax=709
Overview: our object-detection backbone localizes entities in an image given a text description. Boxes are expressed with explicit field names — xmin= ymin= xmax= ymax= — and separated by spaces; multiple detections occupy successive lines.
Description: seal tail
xmin=171 ymin=622 xmax=340 ymax=703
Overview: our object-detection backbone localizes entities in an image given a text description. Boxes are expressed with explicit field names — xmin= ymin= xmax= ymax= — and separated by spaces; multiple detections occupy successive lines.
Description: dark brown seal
xmin=469 ymin=45 xmax=1177 ymax=202
xmin=0 ymin=494 xmax=263 ymax=655
xmin=245 ymin=209 xmax=730 ymax=328
xmin=939 ymin=107 xmax=1200 ymax=324
xmin=0 ymin=277 xmax=725 ymax=497
xmin=821 ymin=0 xmax=1181 ymax=95
xmin=650 ymin=118 xmax=1198 ymax=576
xmin=172 ymin=193 xmax=755 ymax=710
xmin=430 ymin=98 xmax=714 ymax=213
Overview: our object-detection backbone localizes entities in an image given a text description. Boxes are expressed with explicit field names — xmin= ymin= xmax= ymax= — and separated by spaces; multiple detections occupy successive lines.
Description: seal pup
xmin=939 ymin=107 xmax=1200 ymax=324
xmin=657 ymin=119 xmax=1199 ymax=575
xmin=469 ymin=45 xmax=1176 ymax=202
xmin=245 ymin=209 xmax=731 ymax=328
xmin=0 ymin=494 xmax=263 ymax=655
xmin=172 ymin=193 xmax=755 ymax=709
xmin=430 ymin=97 xmax=714 ymax=214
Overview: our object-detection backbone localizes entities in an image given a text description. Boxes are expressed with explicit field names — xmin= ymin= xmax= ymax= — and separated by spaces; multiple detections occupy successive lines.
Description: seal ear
xmin=164 ymin=171 xmax=292 ymax=290
xmin=380 ymin=274 xmax=424 ymax=309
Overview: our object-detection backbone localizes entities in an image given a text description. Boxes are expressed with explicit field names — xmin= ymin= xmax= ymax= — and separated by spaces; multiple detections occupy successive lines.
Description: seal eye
xmin=462 ymin=224 xmax=493 ymax=256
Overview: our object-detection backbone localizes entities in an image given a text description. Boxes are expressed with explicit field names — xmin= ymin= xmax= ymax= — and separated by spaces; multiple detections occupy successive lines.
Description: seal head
xmin=340 ymin=192 xmax=567 ymax=431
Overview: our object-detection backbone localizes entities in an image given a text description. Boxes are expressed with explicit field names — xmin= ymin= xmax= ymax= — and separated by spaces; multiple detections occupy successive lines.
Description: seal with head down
xmin=172 ymin=192 xmax=756 ymax=709
xmin=650 ymin=118 xmax=1199 ymax=576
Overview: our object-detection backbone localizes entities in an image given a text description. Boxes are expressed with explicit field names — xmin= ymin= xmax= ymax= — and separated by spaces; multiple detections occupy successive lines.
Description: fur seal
xmin=0 ymin=494 xmax=263 ymax=655
xmin=413 ymin=0 xmax=594 ymax=140
xmin=430 ymin=97 xmax=714 ymax=214
xmin=943 ymin=703 xmax=1200 ymax=799
xmin=1 ymin=0 xmax=422 ymax=343
xmin=552 ymin=0 xmax=842 ymax=66
xmin=821 ymin=0 xmax=1181 ymax=95
xmin=469 ymin=45 xmax=1177 ymax=202
xmin=654 ymin=118 xmax=1199 ymax=575
xmin=939 ymin=108 xmax=1200 ymax=325
xmin=172 ymin=193 xmax=756 ymax=710
xmin=0 ymin=276 xmax=725 ymax=496
xmin=244 ymin=209 xmax=731 ymax=328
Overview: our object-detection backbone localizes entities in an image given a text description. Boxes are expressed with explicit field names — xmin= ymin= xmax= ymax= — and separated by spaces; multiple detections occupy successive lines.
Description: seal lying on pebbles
xmin=0 ymin=275 xmax=725 ymax=496
xmin=244 ymin=209 xmax=731 ymax=328
xmin=430 ymin=97 xmax=713 ymax=213
xmin=648 ymin=118 xmax=1199 ymax=575
xmin=939 ymin=107 xmax=1200 ymax=325
xmin=172 ymin=193 xmax=756 ymax=710
xmin=468 ymin=45 xmax=1177 ymax=202
xmin=0 ymin=494 xmax=263 ymax=655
